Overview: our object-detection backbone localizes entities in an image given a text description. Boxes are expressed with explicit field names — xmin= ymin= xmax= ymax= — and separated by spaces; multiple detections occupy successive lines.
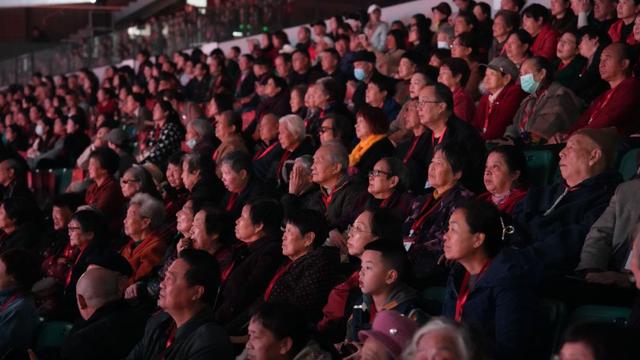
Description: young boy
xmin=346 ymin=240 xmax=424 ymax=341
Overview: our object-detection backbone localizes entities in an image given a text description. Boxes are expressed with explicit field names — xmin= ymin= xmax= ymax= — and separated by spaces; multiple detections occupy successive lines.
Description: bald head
xmin=76 ymin=267 xmax=122 ymax=319
xmin=599 ymin=43 xmax=634 ymax=81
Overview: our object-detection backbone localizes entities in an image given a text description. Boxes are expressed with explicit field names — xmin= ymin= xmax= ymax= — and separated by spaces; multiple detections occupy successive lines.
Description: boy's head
xmin=359 ymin=241 xmax=409 ymax=295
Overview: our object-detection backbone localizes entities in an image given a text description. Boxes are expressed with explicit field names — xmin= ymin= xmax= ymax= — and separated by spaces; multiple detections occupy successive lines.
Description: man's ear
xmin=278 ymin=337 xmax=294 ymax=355
xmin=589 ymin=148 xmax=603 ymax=167
xmin=77 ymin=294 xmax=88 ymax=310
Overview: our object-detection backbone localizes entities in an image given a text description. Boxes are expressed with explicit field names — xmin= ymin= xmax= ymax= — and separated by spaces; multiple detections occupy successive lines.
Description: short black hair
xmin=219 ymin=150 xmax=253 ymax=177
xmin=363 ymin=240 xmax=410 ymax=282
xmin=89 ymin=146 xmax=120 ymax=176
xmin=285 ymin=209 xmax=328 ymax=249
xmin=369 ymin=207 xmax=403 ymax=247
xmin=247 ymin=198 xmax=284 ymax=240
xmin=1 ymin=197 xmax=38 ymax=226
xmin=441 ymin=57 xmax=471 ymax=87
xmin=252 ymin=302 xmax=310 ymax=356
xmin=0 ymin=248 xmax=41 ymax=290
xmin=522 ymin=4 xmax=550 ymax=24
xmin=495 ymin=10 xmax=520 ymax=31
xmin=562 ymin=322 xmax=637 ymax=360
xmin=433 ymin=143 xmax=466 ymax=175
xmin=52 ymin=192 xmax=83 ymax=212
xmin=487 ymin=145 xmax=528 ymax=189
xmin=431 ymin=83 xmax=454 ymax=113
xmin=457 ymin=199 xmax=506 ymax=258
xmin=178 ymin=249 xmax=221 ymax=305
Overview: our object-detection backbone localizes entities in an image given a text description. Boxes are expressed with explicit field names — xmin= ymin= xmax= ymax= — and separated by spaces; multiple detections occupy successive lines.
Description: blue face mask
xmin=354 ymin=68 xmax=366 ymax=81
xmin=186 ymin=139 xmax=197 ymax=149
xmin=520 ymin=73 xmax=540 ymax=94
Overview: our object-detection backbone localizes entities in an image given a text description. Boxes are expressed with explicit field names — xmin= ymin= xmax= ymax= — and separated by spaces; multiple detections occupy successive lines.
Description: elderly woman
xmin=403 ymin=144 xmax=474 ymax=283
xmin=478 ymin=145 xmax=528 ymax=214
xmin=366 ymin=157 xmax=413 ymax=220
xmin=139 ymin=100 xmax=185 ymax=169
xmin=401 ymin=317 xmax=474 ymax=360
xmin=442 ymin=199 xmax=538 ymax=360
xmin=438 ymin=58 xmax=475 ymax=123
xmin=266 ymin=209 xmax=339 ymax=323
xmin=312 ymin=77 xmax=351 ymax=134
xmin=211 ymin=111 xmax=248 ymax=166
xmin=274 ymin=114 xmax=314 ymax=189
xmin=185 ymin=118 xmax=217 ymax=159
xmin=505 ymin=56 xmax=584 ymax=144
xmin=121 ymin=193 xmax=168 ymax=283
xmin=505 ymin=29 xmax=533 ymax=68
xmin=219 ymin=151 xmax=264 ymax=220
xmin=162 ymin=152 xmax=189 ymax=221
xmin=0 ymin=248 xmax=41 ymax=354
xmin=215 ymin=199 xmax=286 ymax=335
xmin=282 ymin=155 xmax=324 ymax=217
xmin=489 ymin=10 xmax=520 ymax=61
xmin=181 ymin=152 xmax=225 ymax=210
xmin=318 ymin=207 xmax=403 ymax=343
xmin=185 ymin=206 xmax=233 ymax=275
xmin=450 ymin=33 xmax=483 ymax=101
xmin=349 ymin=105 xmax=394 ymax=180
xmin=120 ymin=165 xmax=161 ymax=200
xmin=389 ymin=71 xmax=431 ymax=146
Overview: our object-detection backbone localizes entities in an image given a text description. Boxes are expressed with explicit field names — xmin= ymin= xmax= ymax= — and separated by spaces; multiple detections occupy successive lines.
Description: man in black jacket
xmin=127 ymin=249 xmax=233 ymax=360
xmin=61 ymin=266 xmax=147 ymax=360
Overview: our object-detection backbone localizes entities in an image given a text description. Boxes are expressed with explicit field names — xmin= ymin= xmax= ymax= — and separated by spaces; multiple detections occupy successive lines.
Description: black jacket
xmin=395 ymin=132 xmax=431 ymax=194
xmin=126 ymin=307 xmax=233 ymax=360
xmin=352 ymin=137 xmax=395 ymax=183
xmin=61 ymin=300 xmax=148 ymax=360
xmin=215 ymin=237 xmax=286 ymax=335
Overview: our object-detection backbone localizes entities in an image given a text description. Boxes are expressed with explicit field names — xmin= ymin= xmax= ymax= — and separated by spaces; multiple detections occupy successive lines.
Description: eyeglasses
xmin=347 ymin=224 xmax=372 ymax=235
xmin=368 ymin=169 xmax=392 ymax=178
xmin=120 ymin=178 xmax=140 ymax=185
xmin=319 ymin=126 xmax=334 ymax=134
xmin=417 ymin=99 xmax=443 ymax=107
xmin=68 ymin=226 xmax=82 ymax=232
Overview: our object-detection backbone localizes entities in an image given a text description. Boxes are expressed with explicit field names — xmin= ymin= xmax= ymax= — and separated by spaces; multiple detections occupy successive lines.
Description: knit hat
xmin=358 ymin=311 xmax=417 ymax=360
xmin=573 ymin=127 xmax=619 ymax=170
xmin=105 ymin=128 xmax=127 ymax=147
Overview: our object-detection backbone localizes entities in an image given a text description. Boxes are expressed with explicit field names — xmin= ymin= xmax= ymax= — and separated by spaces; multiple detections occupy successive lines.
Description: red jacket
xmin=473 ymin=82 xmax=527 ymax=140
xmin=453 ymin=86 xmax=476 ymax=123
xmin=121 ymin=232 xmax=167 ymax=283
xmin=607 ymin=19 xmax=638 ymax=45
xmin=531 ymin=24 xmax=558 ymax=61
xmin=569 ymin=77 xmax=640 ymax=135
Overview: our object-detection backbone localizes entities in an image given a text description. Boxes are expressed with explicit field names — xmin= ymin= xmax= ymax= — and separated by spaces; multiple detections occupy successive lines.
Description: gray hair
xmin=402 ymin=317 xmax=472 ymax=360
xmin=279 ymin=114 xmax=306 ymax=141
xmin=129 ymin=192 xmax=166 ymax=231
xmin=295 ymin=154 xmax=313 ymax=171
xmin=188 ymin=118 xmax=214 ymax=141
xmin=318 ymin=140 xmax=348 ymax=174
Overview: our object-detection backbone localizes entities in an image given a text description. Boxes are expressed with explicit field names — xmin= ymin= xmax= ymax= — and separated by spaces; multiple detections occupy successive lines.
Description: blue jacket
xmin=443 ymin=249 xmax=542 ymax=360
xmin=0 ymin=288 xmax=40 ymax=354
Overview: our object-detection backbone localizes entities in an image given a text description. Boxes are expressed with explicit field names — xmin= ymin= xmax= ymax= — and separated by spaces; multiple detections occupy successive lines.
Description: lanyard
xmin=455 ymin=260 xmax=491 ymax=322
xmin=409 ymin=194 xmax=443 ymax=236
xmin=588 ymin=86 xmax=617 ymax=124
xmin=65 ymin=245 xmax=87 ymax=289
xmin=225 ymin=192 xmax=239 ymax=212
xmin=276 ymin=151 xmax=292 ymax=177
xmin=403 ymin=136 xmax=421 ymax=164
xmin=482 ymin=100 xmax=495 ymax=134
xmin=0 ymin=292 xmax=23 ymax=312
xmin=253 ymin=142 xmax=278 ymax=161
xmin=431 ymin=127 xmax=448 ymax=146
xmin=263 ymin=260 xmax=293 ymax=301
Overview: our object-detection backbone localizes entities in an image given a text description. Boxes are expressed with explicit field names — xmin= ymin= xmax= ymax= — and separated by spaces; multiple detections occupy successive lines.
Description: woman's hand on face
xmin=288 ymin=162 xmax=310 ymax=195
xmin=176 ymin=237 xmax=191 ymax=253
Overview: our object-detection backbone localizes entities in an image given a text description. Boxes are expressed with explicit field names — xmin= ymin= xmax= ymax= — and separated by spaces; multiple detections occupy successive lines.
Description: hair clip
xmin=500 ymin=216 xmax=514 ymax=241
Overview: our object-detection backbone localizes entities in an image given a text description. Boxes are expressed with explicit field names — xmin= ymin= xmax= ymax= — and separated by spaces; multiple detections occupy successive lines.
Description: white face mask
xmin=437 ymin=41 xmax=450 ymax=49
xmin=35 ymin=124 xmax=44 ymax=136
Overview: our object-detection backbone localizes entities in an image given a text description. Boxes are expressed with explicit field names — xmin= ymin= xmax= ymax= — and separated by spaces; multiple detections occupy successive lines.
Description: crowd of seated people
xmin=4 ymin=1 xmax=640 ymax=359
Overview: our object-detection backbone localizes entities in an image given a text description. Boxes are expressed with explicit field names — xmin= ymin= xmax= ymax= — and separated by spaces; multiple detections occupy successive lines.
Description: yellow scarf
xmin=349 ymin=134 xmax=387 ymax=167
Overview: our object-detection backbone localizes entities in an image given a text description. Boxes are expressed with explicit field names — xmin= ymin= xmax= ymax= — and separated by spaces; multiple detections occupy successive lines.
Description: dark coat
xmin=364 ymin=191 xmax=414 ymax=221
xmin=215 ymin=237 xmax=286 ymax=335
xmin=404 ymin=185 xmax=475 ymax=282
xmin=61 ymin=300 xmax=148 ymax=360
xmin=190 ymin=176 xmax=225 ymax=211
xmin=268 ymin=247 xmax=341 ymax=323
xmin=280 ymin=185 xmax=325 ymax=218
xmin=126 ymin=308 xmax=233 ymax=360
xmin=220 ymin=178 xmax=266 ymax=221
xmin=572 ymin=48 xmax=609 ymax=104
xmin=443 ymin=249 xmax=542 ymax=360
xmin=394 ymin=132 xmax=431 ymax=194
xmin=321 ymin=178 xmax=367 ymax=231
xmin=514 ymin=171 xmax=622 ymax=274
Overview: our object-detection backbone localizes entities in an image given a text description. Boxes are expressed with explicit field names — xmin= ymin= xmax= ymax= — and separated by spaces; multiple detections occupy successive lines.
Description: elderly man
xmin=121 ymin=193 xmax=168 ymax=282
xmin=127 ymin=249 xmax=233 ymax=359
xmin=61 ymin=266 xmax=147 ymax=360
xmin=564 ymin=42 xmax=640 ymax=135
xmin=311 ymin=141 xmax=365 ymax=237
xmin=416 ymin=83 xmax=486 ymax=193
xmin=515 ymin=128 xmax=622 ymax=274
